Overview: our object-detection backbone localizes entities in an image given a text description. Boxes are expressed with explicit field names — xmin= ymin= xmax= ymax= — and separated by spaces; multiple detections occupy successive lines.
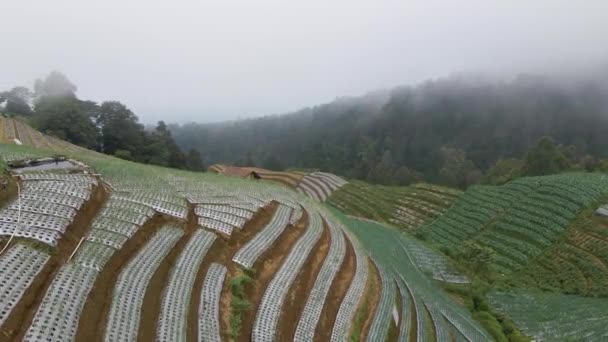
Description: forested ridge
xmin=0 ymin=72 xmax=205 ymax=171
xmin=170 ymin=73 xmax=608 ymax=187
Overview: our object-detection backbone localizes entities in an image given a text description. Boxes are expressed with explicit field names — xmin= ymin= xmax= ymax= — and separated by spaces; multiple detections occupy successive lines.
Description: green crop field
xmin=331 ymin=209 xmax=492 ymax=341
xmin=488 ymin=290 xmax=608 ymax=341
xmin=327 ymin=180 xmax=461 ymax=230
xmin=421 ymin=173 xmax=608 ymax=274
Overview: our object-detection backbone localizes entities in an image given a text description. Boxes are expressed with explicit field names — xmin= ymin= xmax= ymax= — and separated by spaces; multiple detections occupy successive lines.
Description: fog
xmin=2 ymin=0 xmax=607 ymax=123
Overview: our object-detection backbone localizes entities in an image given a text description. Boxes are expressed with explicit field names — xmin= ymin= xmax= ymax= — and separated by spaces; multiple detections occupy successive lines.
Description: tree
xmin=522 ymin=136 xmax=570 ymax=176
xmin=484 ymin=158 xmax=523 ymax=185
xmin=1 ymin=87 xmax=33 ymax=116
xmin=154 ymin=121 xmax=186 ymax=168
xmin=97 ymin=101 xmax=145 ymax=155
xmin=456 ymin=241 xmax=496 ymax=294
xmin=186 ymin=148 xmax=205 ymax=171
xmin=262 ymin=155 xmax=282 ymax=170
xmin=393 ymin=166 xmax=423 ymax=185
xmin=33 ymin=97 xmax=99 ymax=149
xmin=439 ymin=147 xmax=481 ymax=188
xmin=34 ymin=71 xmax=77 ymax=99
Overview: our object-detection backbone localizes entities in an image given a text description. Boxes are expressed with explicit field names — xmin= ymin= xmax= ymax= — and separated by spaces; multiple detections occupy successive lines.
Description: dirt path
xmin=314 ymin=230 xmax=356 ymax=341
xmin=137 ymin=218 xmax=193 ymax=342
xmin=188 ymin=202 xmax=279 ymax=342
xmin=75 ymin=213 xmax=173 ymax=342
xmin=275 ymin=219 xmax=331 ymax=341
xmin=357 ymin=258 xmax=382 ymax=342
xmin=1 ymin=180 xmax=108 ymax=342
xmin=387 ymin=283 xmax=401 ymax=342
xmin=234 ymin=209 xmax=310 ymax=342
xmin=186 ymin=202 xmax=277 ymax=342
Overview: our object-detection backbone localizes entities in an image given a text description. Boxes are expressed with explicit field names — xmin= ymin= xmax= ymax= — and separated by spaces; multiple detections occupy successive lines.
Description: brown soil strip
xmin=0 ymin=174 xmax=18 ymax=211
xmin=423 ymin=304 xmax=438 ymax=342
xmin=275 ymin=219 xmax=331 ymax=341
xmin=0 ymin=180 xmax=108 ymax=342
xmin=314 ymin=231 xmax=356 ymax=342
xmin=234 ymin=209 xmax=310 ymax=342
xmin=137 ymin=216 xmax=192 ymax=342
xmin=409 ymin=298 xmax=418 ymax=342
xmin=190 ymin=201 xmax=279 ymax=342
xmin=357 ymin=258 xmax=382 ymax=342
xmin=75 ymin=213 xmax=174 ymax=342
xmin=11 ymin=120 xmax=19 ymax=141
xmin=185 ymin=202 xmax=278 ymax=342
xmin=387 ymin=282 xmax=401 ymax=342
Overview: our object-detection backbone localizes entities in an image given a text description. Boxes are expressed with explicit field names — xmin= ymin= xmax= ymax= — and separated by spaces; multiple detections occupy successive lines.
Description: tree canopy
xmin=4 ymin=71 xmax=191 ymax=171
xmin=169 ymin=73 xmax=608 ymax=187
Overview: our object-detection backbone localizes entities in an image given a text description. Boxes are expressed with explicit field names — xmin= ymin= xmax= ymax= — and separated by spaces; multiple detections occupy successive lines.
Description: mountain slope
xmin=0 ymin=123 xmax=490 ymax=341
xmin=170 ymin=74 xmax=608 ymax=185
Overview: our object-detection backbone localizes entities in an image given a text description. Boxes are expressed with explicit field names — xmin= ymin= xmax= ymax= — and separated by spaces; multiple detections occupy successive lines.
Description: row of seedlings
xmin=2 ymin=117 xmax=16 ymax=142
xmin=394 ymin=276 xmax=412 ymax=342
xmin=156 ymin=229 xmax=217 ymax=341
xmin=23 ymin=193 xmax=156 ymax=341
xmin=293 ymin=215 xmax=346 ymax=340
xmin=13 ymin=120 xmax=34 ymax=146
xmin=367 ymin=259 xmax=397 ymax=341
xmin=104 ymin=226 xmax=183 ymax=342
xmin=199 ymin=263 xmax=228 ymax=342
xmin=114 ymin=189 xmax=188 ymax=220
xmin=400 ymin=238 xmax=468 ymax=284
xmin=297 ymin=175 xmax=330 ymax=202
xmin=0 ymin=173 xmax=96 ymax=246
xmin=188 ymin=195 xmax=264 ymax=236
xmin=330 ymin=232 xmax=369 ymax=342
xmin=232 ymin=205 xmax=292 ymax=268
xmin=252 ymin=208 xmax=324 ymax=342
xmin=0 ymin=244 xmax=50 ymax=327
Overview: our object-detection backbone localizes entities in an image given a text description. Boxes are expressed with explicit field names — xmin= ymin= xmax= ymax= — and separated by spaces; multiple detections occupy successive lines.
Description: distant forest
xmin=170 ymin=73 xmax=608 ymax=187
xmin=0 ymin=72 xmax=205 ymax=171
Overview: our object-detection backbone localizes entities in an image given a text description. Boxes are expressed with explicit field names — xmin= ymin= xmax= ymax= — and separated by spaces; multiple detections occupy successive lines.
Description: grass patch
xmin=441 ymin=282 xmax=530 ymax=342
xmin=227 ymin=267 xmax=255 ymax=339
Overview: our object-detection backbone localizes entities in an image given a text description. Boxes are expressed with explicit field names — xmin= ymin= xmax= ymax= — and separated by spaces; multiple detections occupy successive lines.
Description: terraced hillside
xmin=327 ymin=180 xmax=461 ymax=231
xmin=210 ymin=164 xmax=348 ymax=202
xmin=0 ymin=116 xmax=86 ymax=153
xmin=422 ymin=174 xmax=608 ymax=275
xmin=0 ymin=134 xmax=488 ymax=342
xmin=4 ymin=121 xmax=608 ymax=341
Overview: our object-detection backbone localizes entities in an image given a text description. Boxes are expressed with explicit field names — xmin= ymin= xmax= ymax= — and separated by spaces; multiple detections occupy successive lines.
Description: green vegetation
xmin=1 ymin=71 xmax=204 ymax=171
xmin=330 ymin=208 xmax=493 ymax=341
xmin=507 ymin=202 xmax=608 ymax=296
xmin=169 ymin=74 xmax=608 ymax=187
xmin=423 ymin=173 xmax=608 ymax=275
xmin=489 ymin=290 xmax=608 ymax=341
xmin=349 ymin=296 xmax=368 ymax=342
xmin=327 ymin=180 xmax=460 ymax=231
xmin=228 ymin=267 xmax=255 ymax=339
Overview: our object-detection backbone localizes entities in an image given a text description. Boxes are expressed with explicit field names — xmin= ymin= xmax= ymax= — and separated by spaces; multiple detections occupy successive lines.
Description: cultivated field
xmin=2 ymin=121 xmax=608 ymax=341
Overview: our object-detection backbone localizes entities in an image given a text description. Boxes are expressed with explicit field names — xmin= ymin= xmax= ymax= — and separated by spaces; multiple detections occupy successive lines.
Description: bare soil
xmin=137 ymin=219 xmax=192 ymax=342
xmin=186 ymin=201 xmax=280 ymax=341
xmin=386 ymin=287 xmax=401 ymax=342
xmin=357 ymin=258 xmax=382 ymax=342
xmin=186 ymin=202 xmax=277 ymax=342
xmin=75 ymin=213 xmax=174 ymax=342
xmin=314 ymin=231 xmax=356 ymax=342
xmin=234 ymin=209 xmax=309 ymax=342
xmin=0 ymin=174 xmax=18 ymax=211
xmin=275 ymin=218 xmax=331 ymax=341
xmin=0 ymin=179 xmax=108 ymax=342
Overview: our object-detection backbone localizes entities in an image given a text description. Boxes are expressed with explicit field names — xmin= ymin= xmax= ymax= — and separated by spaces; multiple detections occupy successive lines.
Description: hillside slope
xmin=170 ymin=74 xmax=608 ymax=185
xmin=0 ymin=123 xmax=490 ymax=341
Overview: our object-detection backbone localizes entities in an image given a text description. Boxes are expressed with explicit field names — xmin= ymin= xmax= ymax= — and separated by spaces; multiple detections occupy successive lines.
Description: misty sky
xmin=3 ymin=0 xmax=608 ymax=124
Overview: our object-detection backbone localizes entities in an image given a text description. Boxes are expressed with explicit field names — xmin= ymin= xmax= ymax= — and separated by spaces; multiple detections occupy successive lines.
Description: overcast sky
xmin=2 ymin=0 xmax=607 ymax=123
